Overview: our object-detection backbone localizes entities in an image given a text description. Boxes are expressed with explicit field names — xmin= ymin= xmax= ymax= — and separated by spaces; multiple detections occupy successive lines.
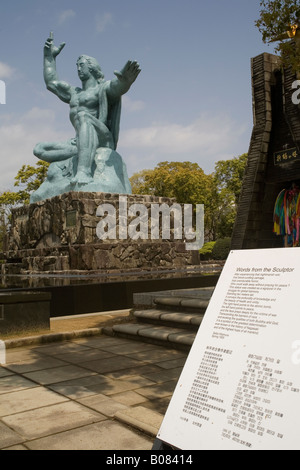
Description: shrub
xmin=199 ymin=241 xmax=216 ymax=260
xmin=211 ymin=237 xmax=231 ymax=260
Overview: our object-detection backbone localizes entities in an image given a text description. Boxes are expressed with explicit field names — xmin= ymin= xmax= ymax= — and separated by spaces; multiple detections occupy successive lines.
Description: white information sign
xmin=158 ymin=248 xmax=300 ymax=450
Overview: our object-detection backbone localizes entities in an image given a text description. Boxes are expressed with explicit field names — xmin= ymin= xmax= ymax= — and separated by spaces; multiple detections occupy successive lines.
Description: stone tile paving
xmin=0 ymin=335 xmax=188 ymax=450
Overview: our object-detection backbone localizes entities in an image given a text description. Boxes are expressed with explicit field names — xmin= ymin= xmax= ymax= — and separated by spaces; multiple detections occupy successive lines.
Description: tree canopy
xmin=255 ymin=0 xmax=300 ymax=72
xmin=130 ymin=155 xmax=247 ymax=240
xmin=0 ymin=161 xmax=49 ymax=207
xmin=130 ymin=161 xmax=213 ymax=206
xmin=0 ymin=161 xmax=49 ymax=250
xmin=214 ymin=153 xmax=248 ymax=205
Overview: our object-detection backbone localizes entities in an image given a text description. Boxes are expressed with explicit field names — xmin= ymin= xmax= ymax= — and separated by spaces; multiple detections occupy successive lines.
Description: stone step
xmin=153 ymin=296 xmax=209 ymax=314
xmin=133 ymin=287 xmax=214 ymax=309
xmin=103 ymin=323 xmax=196 ymax=351
xmin=103 ymin=288 xmax=214 ymax=350
xmin=133 ymin=308 xmax=203 ymax=329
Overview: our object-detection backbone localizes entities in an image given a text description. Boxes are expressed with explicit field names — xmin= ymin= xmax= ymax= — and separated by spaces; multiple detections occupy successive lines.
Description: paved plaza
xmin=0 ymin=333 xmax=187 ymax=450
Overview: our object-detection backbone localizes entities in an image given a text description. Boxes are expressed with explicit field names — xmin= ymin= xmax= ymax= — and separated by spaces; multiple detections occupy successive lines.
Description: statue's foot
xmin=71 ymin=171 xmax=93 ymax=185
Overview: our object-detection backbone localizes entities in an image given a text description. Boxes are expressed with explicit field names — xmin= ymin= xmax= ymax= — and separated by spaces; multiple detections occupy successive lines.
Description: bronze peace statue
xmin=31 ymin=32 xmax=141 ymax=203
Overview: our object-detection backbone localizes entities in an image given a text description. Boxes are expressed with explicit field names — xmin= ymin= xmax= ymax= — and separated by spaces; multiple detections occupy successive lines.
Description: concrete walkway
xmin=0 ymin=312 xmax=188 ymax=450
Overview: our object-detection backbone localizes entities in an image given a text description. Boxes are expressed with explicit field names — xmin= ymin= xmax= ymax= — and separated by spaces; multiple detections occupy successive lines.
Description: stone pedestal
xmin=3 ymin=192 xmax=200 ymax=275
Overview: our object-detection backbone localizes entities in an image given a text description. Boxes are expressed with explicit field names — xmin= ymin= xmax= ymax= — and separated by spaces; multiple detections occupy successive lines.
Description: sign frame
xmin=156 ymin=248 xmax=300 ymax=450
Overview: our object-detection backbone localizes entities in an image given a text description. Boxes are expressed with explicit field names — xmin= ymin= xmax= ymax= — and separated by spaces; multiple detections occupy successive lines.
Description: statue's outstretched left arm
xmin=107 ymin=60 xmax=141 ymax=99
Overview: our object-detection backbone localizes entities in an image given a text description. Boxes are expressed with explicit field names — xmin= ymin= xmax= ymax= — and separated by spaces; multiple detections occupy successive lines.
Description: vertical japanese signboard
xmin=158 ymin=249 xmax=300 ymax=450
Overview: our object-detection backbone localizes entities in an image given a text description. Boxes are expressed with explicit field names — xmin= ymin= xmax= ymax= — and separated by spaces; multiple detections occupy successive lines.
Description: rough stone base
xmin=3 ymin=191 xmax=200 ymax=275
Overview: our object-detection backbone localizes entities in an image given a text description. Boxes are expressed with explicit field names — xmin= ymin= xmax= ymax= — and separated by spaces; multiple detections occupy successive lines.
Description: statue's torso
xmin=69 ymin=84 xmax=102 ymax=126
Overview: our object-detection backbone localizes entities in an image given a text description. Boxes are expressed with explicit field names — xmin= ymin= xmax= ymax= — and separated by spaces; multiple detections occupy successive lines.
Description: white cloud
xmin=0 ymin=108 xmax=70 ymax=191
xmin=122 ymin=114 xmax=245 ymax=154
xmin=119 ymin=114 xmax=247 ymax=175
xmin=122 ymin=95 xmax=145 ymax=112
xmin=96 ymin=13 xmax=113 ymax=33
xmin=58 ymin=9 xmax=76 ymax=25
xmin=0 ymin=62 xmax=15 ymax=80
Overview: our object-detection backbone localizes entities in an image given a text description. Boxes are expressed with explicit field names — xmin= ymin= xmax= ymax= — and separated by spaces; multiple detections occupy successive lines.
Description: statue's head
xmin=77 ymin=55 xmax=104 ymax=82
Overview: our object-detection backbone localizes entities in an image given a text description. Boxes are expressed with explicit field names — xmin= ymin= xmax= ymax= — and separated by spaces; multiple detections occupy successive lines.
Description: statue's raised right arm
xmin=43 ymin=32 xmax=71 ymax=103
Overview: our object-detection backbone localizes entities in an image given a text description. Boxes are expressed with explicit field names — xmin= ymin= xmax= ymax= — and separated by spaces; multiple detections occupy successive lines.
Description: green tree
xmin=205 ymin=186 xmax=236 ymax=241
xmin=211 ymin=153 xmax=247 ymax=239
xmin=0 ymin=161 xmax=49 ymax=250
xmin=130 ymin=156 xmax=247 ymax=241
xmin=130 ymin=161 xmax=212 ymax=205
xmin=130 ymin=161 xmax=216 ymax=238
xmin=13 ymin=161 xmax=50 ymax=203
xmin=214 ymin=153 xmax=248 ymax=205
xmin=255 ymin=0 xmax=300 ymax=72
xmin=130 ymin=169 xmax=154 ymax=195
xmin=0 ymin=161 xmax=49 ymax=206
xmin=130 ymin=160 xmax=247 ymax=240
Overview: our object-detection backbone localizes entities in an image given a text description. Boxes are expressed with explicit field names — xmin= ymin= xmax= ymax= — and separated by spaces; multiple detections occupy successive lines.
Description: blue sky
xmin=0 ymin=0 xmax=277 ymax=192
